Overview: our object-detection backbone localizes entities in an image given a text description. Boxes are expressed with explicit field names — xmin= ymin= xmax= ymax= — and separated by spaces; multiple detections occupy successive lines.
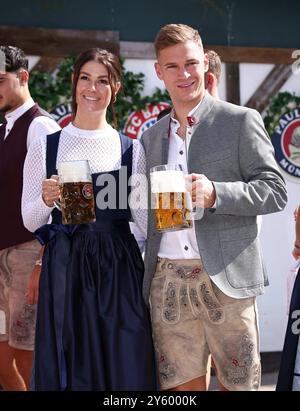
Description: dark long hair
xmin=72 ymin=48 xmax=122 ymax=128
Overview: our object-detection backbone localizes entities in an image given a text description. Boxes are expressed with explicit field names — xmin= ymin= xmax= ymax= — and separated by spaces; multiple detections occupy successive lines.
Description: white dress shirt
xmin=4 ymin=98 xmax=60 ymax=150
xmin=158 ymin=102 xmax=201 ymax=259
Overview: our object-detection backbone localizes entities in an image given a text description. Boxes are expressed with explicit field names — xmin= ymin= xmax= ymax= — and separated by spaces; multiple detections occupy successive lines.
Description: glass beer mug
xmin=56 ymin=160 xmax=96 ymax=225
xmin=150 ymin=164 xmax=193 ymax=233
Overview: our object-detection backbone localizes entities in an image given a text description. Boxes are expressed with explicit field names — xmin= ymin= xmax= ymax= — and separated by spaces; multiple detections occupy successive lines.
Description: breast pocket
xmin=197 ymin=149 xmax=232 ymax=166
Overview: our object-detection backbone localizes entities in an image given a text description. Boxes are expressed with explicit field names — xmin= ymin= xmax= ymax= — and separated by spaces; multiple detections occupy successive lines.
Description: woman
xmin=22 ymin=48 xmax=156 ymax=390
xmin=277 ymin=205 xmax=300 ymax=390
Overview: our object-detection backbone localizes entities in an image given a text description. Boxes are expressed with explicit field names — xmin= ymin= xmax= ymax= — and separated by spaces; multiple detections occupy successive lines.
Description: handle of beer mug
xmin=48 ymin=175 xmax=61 ymax=211
xmin=184 ymin=176 xmax=204 ymax=221
xmin=54 ymin=199 xmax=62 ymax=211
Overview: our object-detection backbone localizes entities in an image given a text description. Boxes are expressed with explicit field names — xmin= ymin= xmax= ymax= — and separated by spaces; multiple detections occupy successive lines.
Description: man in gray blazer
xmin=141 ymin=24 xmax=287 ymax=391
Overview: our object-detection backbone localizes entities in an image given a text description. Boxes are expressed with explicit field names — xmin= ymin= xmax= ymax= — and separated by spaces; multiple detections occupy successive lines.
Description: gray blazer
xmin=141 ymin=92 xmax=287 ymax=305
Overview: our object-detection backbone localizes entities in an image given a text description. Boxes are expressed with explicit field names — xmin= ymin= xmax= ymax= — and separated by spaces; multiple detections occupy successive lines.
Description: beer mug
xmin=56 ymin=160 xmax=96 ymax=225
xmin=150 ymin=164 xmax=193 ymax=232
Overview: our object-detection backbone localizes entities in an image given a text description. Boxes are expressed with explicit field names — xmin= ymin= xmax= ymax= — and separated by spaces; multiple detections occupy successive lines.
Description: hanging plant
xmin=29 ymin=56 xmax=170 ymax=131
xmin=263 ymin=91 xmax=300 ymax=137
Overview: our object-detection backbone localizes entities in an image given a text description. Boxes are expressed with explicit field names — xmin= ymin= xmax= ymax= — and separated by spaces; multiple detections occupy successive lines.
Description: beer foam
xmin=150 ymin=170 xmax=186 ymax=193
xmin=58 ymin=161 xmax=90 ymax=183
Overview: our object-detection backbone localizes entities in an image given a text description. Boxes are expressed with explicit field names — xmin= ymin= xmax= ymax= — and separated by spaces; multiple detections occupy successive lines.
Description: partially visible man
xmin=0 ymin=46 xmax=60 ymax=390
xmin=204 ymin=49 xmax=221 ymax=100
xmin=141 ymin=24 xmax=287 ymax=391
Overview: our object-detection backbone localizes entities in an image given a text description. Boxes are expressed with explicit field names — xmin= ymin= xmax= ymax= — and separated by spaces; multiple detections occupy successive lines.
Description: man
xmin=204 ymin=49 xmax=221 ymax=99
xmin=141 ymin=24 xmax=287 ymax=391
xmin=0 ymin=46 xmax=60 ymax=390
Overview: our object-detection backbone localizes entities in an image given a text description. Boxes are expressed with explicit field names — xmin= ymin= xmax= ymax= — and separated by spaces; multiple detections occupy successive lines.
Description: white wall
xmin=239 ymin=63 xmax=300 ymax=351
xmin=258 ymin=180 xmax=298 ymax=351
xmin=28 ymin=55 xmax=40 ymax=71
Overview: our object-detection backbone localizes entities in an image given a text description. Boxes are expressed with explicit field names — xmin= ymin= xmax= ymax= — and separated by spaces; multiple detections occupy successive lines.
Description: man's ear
xmin=203 ymin=53 xmax=209 ymax=73
xmin=206 ymin=72 xmax=214 ymax=89
xmin=18 ymin=69 xmax=29 ymax=85
xmin=154 ymin=62 xmax=163 ymax=80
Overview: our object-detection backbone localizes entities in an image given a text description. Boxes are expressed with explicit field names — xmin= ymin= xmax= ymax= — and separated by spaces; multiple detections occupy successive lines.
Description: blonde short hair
xmin=154 ymin=24 xmax=203 ymax=57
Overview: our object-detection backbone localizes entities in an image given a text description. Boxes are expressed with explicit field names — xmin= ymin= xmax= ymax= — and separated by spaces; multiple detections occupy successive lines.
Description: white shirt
xmin=4 ymin=98 xmax=60 ymax=150
xmin=158 ymin=102 xmax=201 ymax=259
xmin=130 ymin=101 xmax=203 ymax=256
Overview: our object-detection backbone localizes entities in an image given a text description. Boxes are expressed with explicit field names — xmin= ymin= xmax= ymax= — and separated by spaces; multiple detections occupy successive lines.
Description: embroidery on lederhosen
xmin=198 ymin=281 xmax=224 ymax=323
xmin=226 ymin=333 xmax=259 ymax=388
xmin=157 ymin=350 xmax=177 ymax=384
xmin=11 ymin=303 xmax=36 ymax=342
xmin=162 ymin=281 xmax=180 ymax=323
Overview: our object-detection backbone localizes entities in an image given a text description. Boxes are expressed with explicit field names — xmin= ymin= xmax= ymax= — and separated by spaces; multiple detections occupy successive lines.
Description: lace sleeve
xmin=130 ymin=139 xmax=148 ymax=237
xmin=22 ymin=134 xmax=53 ymax=232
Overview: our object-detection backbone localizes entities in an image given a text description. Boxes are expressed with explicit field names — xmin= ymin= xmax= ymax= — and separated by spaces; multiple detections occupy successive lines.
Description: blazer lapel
xmin=149 ymin=114 xmax=170 ymax=167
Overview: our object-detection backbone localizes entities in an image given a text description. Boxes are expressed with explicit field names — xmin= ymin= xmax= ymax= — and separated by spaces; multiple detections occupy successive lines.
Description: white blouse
xmin=21 ymin=123 xmax=147 ymax=236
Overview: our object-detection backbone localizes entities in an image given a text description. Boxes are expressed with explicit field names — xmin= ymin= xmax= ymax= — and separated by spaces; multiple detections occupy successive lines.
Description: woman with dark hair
xmin=22 ymin=48 xmax=156 ymax=391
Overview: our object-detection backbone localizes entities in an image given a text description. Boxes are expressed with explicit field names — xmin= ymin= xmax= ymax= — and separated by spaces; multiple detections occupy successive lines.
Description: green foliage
xmin=29 ymin=56 xmax=171 ymax=130
xmin=264 ymin=92 xmax=300 ymax=136
xmin=29 ymin=56 xmax=75 ymax=111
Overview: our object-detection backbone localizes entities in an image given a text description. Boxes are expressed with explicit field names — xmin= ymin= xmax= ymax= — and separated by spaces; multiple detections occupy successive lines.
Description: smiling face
xmin=75 ymin=60 xmax=114 ymax=115
xmin=155 ymin=40 xmax=208 ymax=111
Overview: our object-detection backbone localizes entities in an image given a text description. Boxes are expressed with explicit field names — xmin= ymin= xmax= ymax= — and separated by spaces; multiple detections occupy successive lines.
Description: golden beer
xmin=150 ymin=164 xmax=193 ymax=233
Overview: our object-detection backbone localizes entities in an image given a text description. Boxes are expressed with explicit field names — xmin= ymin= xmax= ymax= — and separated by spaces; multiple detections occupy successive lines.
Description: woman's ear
xmin=112 ymin=81 xmax=121 ymax=103
xmin=114 ymin=81 xmax=121 ymax=96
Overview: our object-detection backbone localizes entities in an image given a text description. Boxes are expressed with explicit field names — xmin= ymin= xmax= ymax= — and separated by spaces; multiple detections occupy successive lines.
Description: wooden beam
xmin=208 ymin=45 xmax=294 ymax=65
xmin=226 ymin=63 xmax=240 ymax=105
xmin=245 ymin=64 xmax=292 ymax=112
xmin=0 ymin=26 xmax=119 ymax=56
xmin=31 ymin=57 xmax=62 ymax=72
xmin=0 ymin=26 xmax=293 ymax=65
xmin=120 ymin=41 xmax=294 ymax=64
xmin=120 ymin=41 xmax=156 ymax=59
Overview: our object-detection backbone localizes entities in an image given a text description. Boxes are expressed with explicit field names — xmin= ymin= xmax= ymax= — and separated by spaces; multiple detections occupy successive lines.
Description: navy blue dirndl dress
xmin=33 ymin=131 xmax=157 ymax=391
xmin=276 ymin=266 xmax=300 ymax=390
